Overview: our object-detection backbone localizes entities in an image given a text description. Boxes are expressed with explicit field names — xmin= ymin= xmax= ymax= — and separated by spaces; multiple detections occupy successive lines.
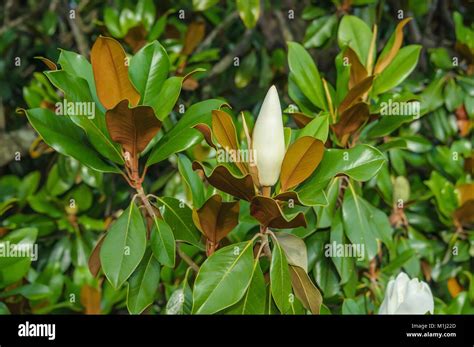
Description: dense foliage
xmin=0 ymin=0 xmax=473 ymax=315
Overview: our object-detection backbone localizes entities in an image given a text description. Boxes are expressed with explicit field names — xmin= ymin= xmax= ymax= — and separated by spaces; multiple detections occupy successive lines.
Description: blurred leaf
xmin=237 ymin=0 xmax=260 ymax=29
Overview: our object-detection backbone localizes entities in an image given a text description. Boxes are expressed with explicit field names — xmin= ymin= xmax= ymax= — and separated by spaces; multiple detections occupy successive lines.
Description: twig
xmin=177 ymin=243 xmax=200 ymax=272
xmin=274 ymin=9 xmax=294 ymax=42
xmin=207 ymin=29 xmax=254 ymax=79
xmin=195 ymin=12 xmax=239 ymax=54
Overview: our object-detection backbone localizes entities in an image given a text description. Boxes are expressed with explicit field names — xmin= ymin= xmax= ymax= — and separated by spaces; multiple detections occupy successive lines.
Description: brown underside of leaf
xmin=333 ymin=102 xmax=370 ymax=146
xmin=35 ymin=56 xmax=57 ymax=71
xmin=80 ymin=284 xmax=102 ymax=314
xmin=374 ymin=18 xmax=412 ymax=74
xmin=343 ymin=47 xmax=367 ymax=89
xmin=91 ymin=36 xmax=140 ymax=109
xmin=273 ymin=191 xmax=303 ymax=205
xmin=289 ymin=265 xmax=322 ymax=314
xmin=338 ymin=75 xmax=374 ymax=114
xmin=124 ymin=24 xmax=148 ymax=53
xmin=192 ymin=161 xmax=255 ymax=201
xmin=105 ymin=99 xmax=162 ymax=159
xmin=195 ymin=194 xmax=239 ymax=251
xmin=182 ymin=21 xmax=205 ymax=56
xmin=280 ymin=136 xmax=324 ymax=192
xmin=250 ymin=196 xmax=306 ymax=229
xmin=454 ymin=199 xmax=474 ymax=226
xmin=456 ymin=183 xmax=474 ymax=206
xmin=88 ymin=233 xmax=105 ymax=277
xmin=290 ymin=112 xmax=313 ymax=128
xmin=193 ymin=123 xmax=217 ymax=149
xmin=212 ymin=110 xmax=248 ymax=174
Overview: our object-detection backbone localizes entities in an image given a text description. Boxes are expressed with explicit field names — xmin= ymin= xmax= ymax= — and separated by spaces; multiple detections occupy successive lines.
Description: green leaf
xmin=227 ymin=259 xmax=266 ymax=314
xmin=193 ymin=0 xmax=219 ymax=11
xmin=192 ymin=241 xmax=254 ymax=314
xmin=274 ymin=232 xmax=308 ymax=272
xmin=270 ymin=235 xmax=293 ymax=313
xmin=150 ymin=216 xmax=176 ymax=267
xmin=425 ymin=171 xmax=458 ymax=221
xmin=136 ymin=0 xmax=156 ymax=31
xmin=236 ymin=0 xmax=260 ymax=29
xmin=337 ymin=15 xmax=372 ymax=66
xmin=381 ymin=249 xmax=415 ymax=274
xmin=0 ymin=283 xmax=52 ymax=300
xmin=298 ymin=144 xmax=385 ymax=192
xmin=100 ymin=202 xmax=147 ymax=289
xmin=234 ymin=51 xmax=257 ymax=88
xmin=146 ymin=99 xmax=227 ymax=166
xmin=153 ymin=197 xmax=202 ymax=248
xmin=373 ymin=45 xmax=421 ymax=95
xmin=127 ymin=249 xmax=160 ymax=314
xmin=342 ymin=184 xmax=378 ymax=260
xmin=22 ymin=108 xmax=119 ymax=173
xmin=304 ymin=15 xmax=337 ymax=48
xmin=58 ymin=49 xmax=102 ymax=111
xmin=444 ymin=79 xmax=464 ymax=112
xmin=330 ymin=210 xmax=355 ymax=284
xmin=129 ymin=41 xmax=172 ymax=118
xmin=45 ymin=70 xmax=124 ymax=164
xmin=153 ymin=76 xmax=183 ymax=120
xmin=177 ymin=154 xmax=205 ymax=207
xmin=166 ymin=281 xmax=193 ymax=314
xmin=0 ymin=227 xmax=37 ymax=275
xmin=287 ymin=42 xmax=327 ymax=110
xmin=298 ymin=113 xmax=329 ymax=142
xmin=342 ymin=298 xmax=365 ymax=314
xmin=104 ymin=8 xmax=123 ymax=37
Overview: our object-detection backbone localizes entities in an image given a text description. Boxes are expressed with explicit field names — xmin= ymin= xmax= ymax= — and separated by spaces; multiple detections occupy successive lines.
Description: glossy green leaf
xmin=270 ymin=235 xmax=293 ymax=313
xmin=337 ymin=15 xmax=372 ymax=66
xmin=228 ymin=259 xmax=266 ymax=314
xmin=330 ymin=210 xmax=355 ymax=284
xmin=127 ymin=249 xmax=160 ymax=314
xmin=342 ymin=185 xmax=378 ymax=260
xmin=58 ymin=49 xmax=102 ymax=110
xmin=45 ymin=70 xmax=124 ymax=164
xmin=298 ymin=144 xmax=385 ymax=192
xmin=150 ymin=216 xmax=176 ymax=267
xmin=146 ymin=99 xmax=227 ymax=166
xmin=287 ymin=41 xmax=327 ymax=110
xmin=153 ymin=197 xmax=202 ymax=248
xmin=22 ymin=108 xmax=120 ymax=173
xmin=373 ymin=45 xmax=421 ymax=95
xmin=100 ymin=202 xmax=147 ymax=289
xmin=177 ymin=153 xmax=205 ymax=207
xmin=192 ymin=241 xmax=254 ymax=314
xmin=129 ymin=41 xmax=171 ymax=116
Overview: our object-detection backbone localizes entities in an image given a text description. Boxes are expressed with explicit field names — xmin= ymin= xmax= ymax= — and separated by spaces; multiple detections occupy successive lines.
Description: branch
xmin=206 ymin=29 xmax=254 ymax=79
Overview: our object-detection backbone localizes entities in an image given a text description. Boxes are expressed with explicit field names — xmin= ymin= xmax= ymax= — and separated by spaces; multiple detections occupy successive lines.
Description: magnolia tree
xmin=0 ymin=0 xmax=472 ymax=316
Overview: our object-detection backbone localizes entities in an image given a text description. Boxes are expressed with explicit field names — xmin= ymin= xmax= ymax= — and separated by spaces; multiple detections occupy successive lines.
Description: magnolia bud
xmin=379 ymin=272 xmax=434 ymax=314
xmin=252 ymin=85 xmax=286 ymax=187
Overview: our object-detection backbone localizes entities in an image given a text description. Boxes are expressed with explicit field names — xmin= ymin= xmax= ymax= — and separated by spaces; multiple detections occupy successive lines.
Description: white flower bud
xmin=379 ymin=272 xmax=434 ymax=314
xmin=252 ymin=85 xmax=286 ymax=187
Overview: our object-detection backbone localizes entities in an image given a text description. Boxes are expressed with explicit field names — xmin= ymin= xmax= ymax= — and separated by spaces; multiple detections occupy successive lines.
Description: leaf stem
xmin=177 ymin=242 xmax=200 ymax=272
